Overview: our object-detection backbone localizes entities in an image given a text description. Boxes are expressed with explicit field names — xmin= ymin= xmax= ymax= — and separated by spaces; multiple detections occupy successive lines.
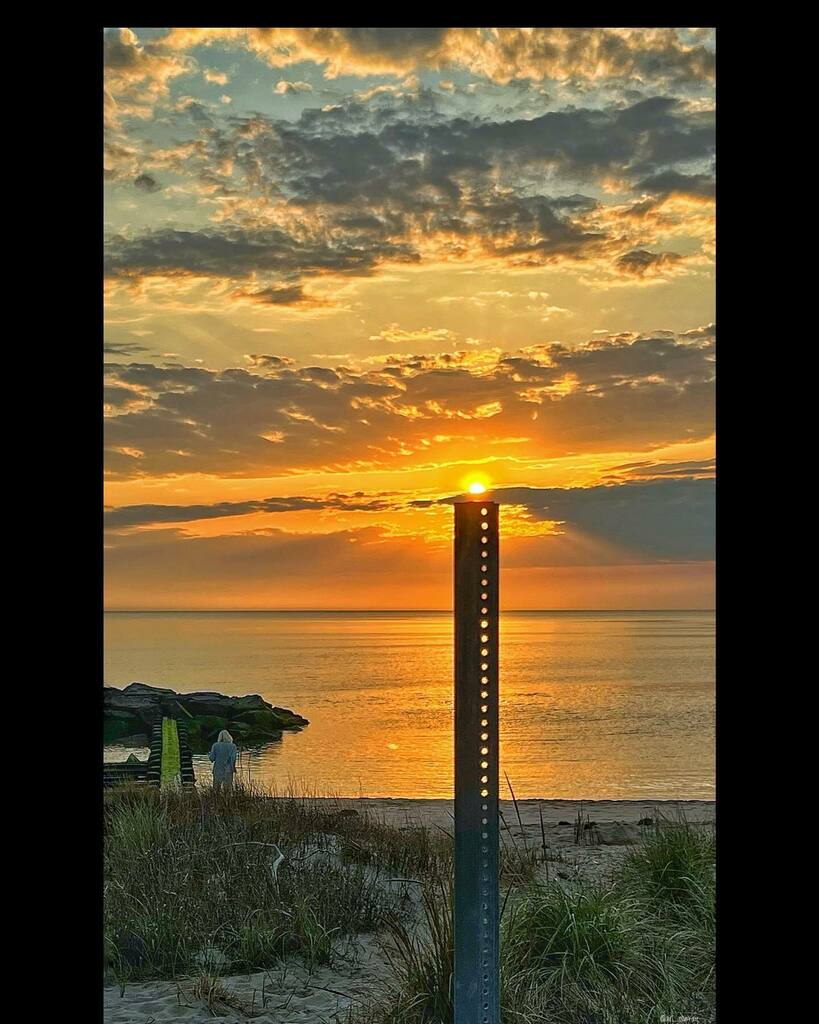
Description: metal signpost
xmin=454 ymin=499 xmax=499 ymax=1024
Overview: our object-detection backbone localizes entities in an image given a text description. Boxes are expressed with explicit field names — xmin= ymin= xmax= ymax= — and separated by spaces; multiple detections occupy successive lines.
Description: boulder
xmin=123 ymin=682 xmax=177 ymax=699
xmin=104 ymin=689 xmax=157 ymax=714
xmin=234 ymin=694 xmax=269 ymax=713
xmin=105 ymin=682 xmax=308 ymax=750
xmin=181 ymin=692 xmax=237 ymax=717
xmin=270 ymin=706 xmax=308 ymax=728
xmin=232 ymin=709 xmax=294 ymax=731
xmin=189 ymin=714 xmax=231 ymax=739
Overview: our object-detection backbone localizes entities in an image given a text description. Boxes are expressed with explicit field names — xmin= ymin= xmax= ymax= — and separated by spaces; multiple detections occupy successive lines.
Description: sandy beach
xmin=104 ymin=796 xmax=714 ymax=1024
xmin=338 ymin=796 xmax=714 ymax=833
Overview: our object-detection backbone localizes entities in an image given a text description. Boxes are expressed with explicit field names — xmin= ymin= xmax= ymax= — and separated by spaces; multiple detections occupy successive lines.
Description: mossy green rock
xmin=232 ymin=709 xmax=294 ymax=731
xmin=104 ymin=712 xmax=140 ymax=742
xmin=193 ymin=715 xmax=230 ymax=739
xmin=105 ymin=683 xmax=308 ymax=752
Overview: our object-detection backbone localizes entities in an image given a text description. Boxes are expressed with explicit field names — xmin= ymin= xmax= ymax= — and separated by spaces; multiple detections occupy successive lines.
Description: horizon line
xmin=104 ymin=608 xmax=715 ymax=614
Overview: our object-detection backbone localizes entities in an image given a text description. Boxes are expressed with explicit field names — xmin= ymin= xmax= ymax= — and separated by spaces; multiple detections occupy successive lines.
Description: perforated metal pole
xmin=454 ymin=500 xmax=499 ymax=1024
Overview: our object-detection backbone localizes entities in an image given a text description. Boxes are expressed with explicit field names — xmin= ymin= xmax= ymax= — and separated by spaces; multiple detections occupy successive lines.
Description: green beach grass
xmin=104 ymin=786 xmax=715 ymax=1023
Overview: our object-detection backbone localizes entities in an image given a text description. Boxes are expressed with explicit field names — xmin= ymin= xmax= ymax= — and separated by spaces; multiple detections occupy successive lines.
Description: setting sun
xmin=103 ymin=26 xmax=715 ymax=614
xmin=102 ymin=27 xmax=716 ymax=1018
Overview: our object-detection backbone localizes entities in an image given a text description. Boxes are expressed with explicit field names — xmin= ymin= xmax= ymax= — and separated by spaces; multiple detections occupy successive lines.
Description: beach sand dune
xmin=104 ymin=797 xmax=714 ymax=1023
xmin=105 ymin=935 xmax=387 ymax=1023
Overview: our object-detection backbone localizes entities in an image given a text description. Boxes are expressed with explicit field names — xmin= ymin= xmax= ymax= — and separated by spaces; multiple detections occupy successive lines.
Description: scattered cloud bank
xmin=104 ymin=328 xmax=714 ymax=479
xmin=106 ymin=93 xmax=713 ymax=293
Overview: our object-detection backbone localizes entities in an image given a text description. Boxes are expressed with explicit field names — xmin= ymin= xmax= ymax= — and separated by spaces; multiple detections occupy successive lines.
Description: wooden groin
xmin=104 ymin=713 xmax=196 ymax=788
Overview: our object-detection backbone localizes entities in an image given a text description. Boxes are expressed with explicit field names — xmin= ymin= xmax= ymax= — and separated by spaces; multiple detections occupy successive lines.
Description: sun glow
xmin=468 ymin=481 xmax=487 ymax=495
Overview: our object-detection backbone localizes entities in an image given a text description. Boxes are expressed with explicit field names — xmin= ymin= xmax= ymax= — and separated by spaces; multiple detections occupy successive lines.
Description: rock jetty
xmin=104 ymin=682 xmax=309 ymax=751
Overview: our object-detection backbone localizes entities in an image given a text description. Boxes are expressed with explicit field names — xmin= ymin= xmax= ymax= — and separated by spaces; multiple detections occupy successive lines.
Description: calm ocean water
xmin=103 ymin=611 xmax=714 ymax=800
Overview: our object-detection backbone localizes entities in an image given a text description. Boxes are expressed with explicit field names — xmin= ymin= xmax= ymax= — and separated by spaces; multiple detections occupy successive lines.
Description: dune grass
xmin=620 ymin=810 xmax=716 ymax=913
xmin=104 ymin=782 xmax=417 ymax=982
xmin=373 ymin=874 xmax=455 ymax=1024
xmin=104 ymin=780 xmax=550 ymax=987
xmin=348 ymin=812 xmax=716 ymax=1024
xmin=105 ymin=786 xmax=714 ymax=1023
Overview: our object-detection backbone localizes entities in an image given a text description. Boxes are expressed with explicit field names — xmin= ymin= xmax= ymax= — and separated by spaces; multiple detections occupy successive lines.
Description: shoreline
xmin=306 ymin=796 xmax=715 ymax=828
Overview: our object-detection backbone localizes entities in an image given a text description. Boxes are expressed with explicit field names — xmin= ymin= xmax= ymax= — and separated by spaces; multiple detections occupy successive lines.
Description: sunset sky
xmin=103 ymin=27 xmax=715 ymax=610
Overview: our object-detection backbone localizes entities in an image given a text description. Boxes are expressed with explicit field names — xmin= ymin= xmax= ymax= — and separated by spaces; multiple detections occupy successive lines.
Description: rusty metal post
xmin=454 ymin=499 xmax=499 ymax=1024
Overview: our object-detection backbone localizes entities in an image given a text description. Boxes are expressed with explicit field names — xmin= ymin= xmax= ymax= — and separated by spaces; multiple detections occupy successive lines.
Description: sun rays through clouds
xmin=104 ymin=26 xmax=715 ymax=609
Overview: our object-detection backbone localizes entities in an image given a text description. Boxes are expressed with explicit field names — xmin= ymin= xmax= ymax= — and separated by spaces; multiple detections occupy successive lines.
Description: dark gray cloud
xmin=134 ymin=172 xmax=162 ymax=192
xmin=104 ymin=225 xmax=419 ymax=280
xmin=615 ymin=249 xmax=682 ymax=276
xmin=232 ymin=283 xmax=315 ymax=306
xmin=418 ymin=477 xmax=714 ymax=561
xmin=104 ymin=341 xmax=151 ymax=356
xmin=679 ymin=323 xmax=715 ymax=340
xmin=505 ymin=478 xmax=714 ymax=561
xmin=272 ymin=96 xmax=713 ymax=202
xmin=104 ymin=383 xmax=145 ymax=409
xmin=104 ymin=331 xmax=715 ymax=478
xmin=337 ymin=27 xmax=449 ymax=57
xmin=636 ymin=170 xmax=715 ymax=198
xmin=244 ymin=353 xmax=296 ymax=370
xmin=102 ymin=479 xmax=712 ymax=585
xmin=105 ymin=95 xmax=714 ymax=287
xmin=500 ymin=333 xmax=714 ymax=388
xmin=106 ymin=475 xmax=714 ymax=562
xmin=603 ymin=458 xmax=715 ymax=480
xmin=105 ymin=492 xmax=397 ymax=530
